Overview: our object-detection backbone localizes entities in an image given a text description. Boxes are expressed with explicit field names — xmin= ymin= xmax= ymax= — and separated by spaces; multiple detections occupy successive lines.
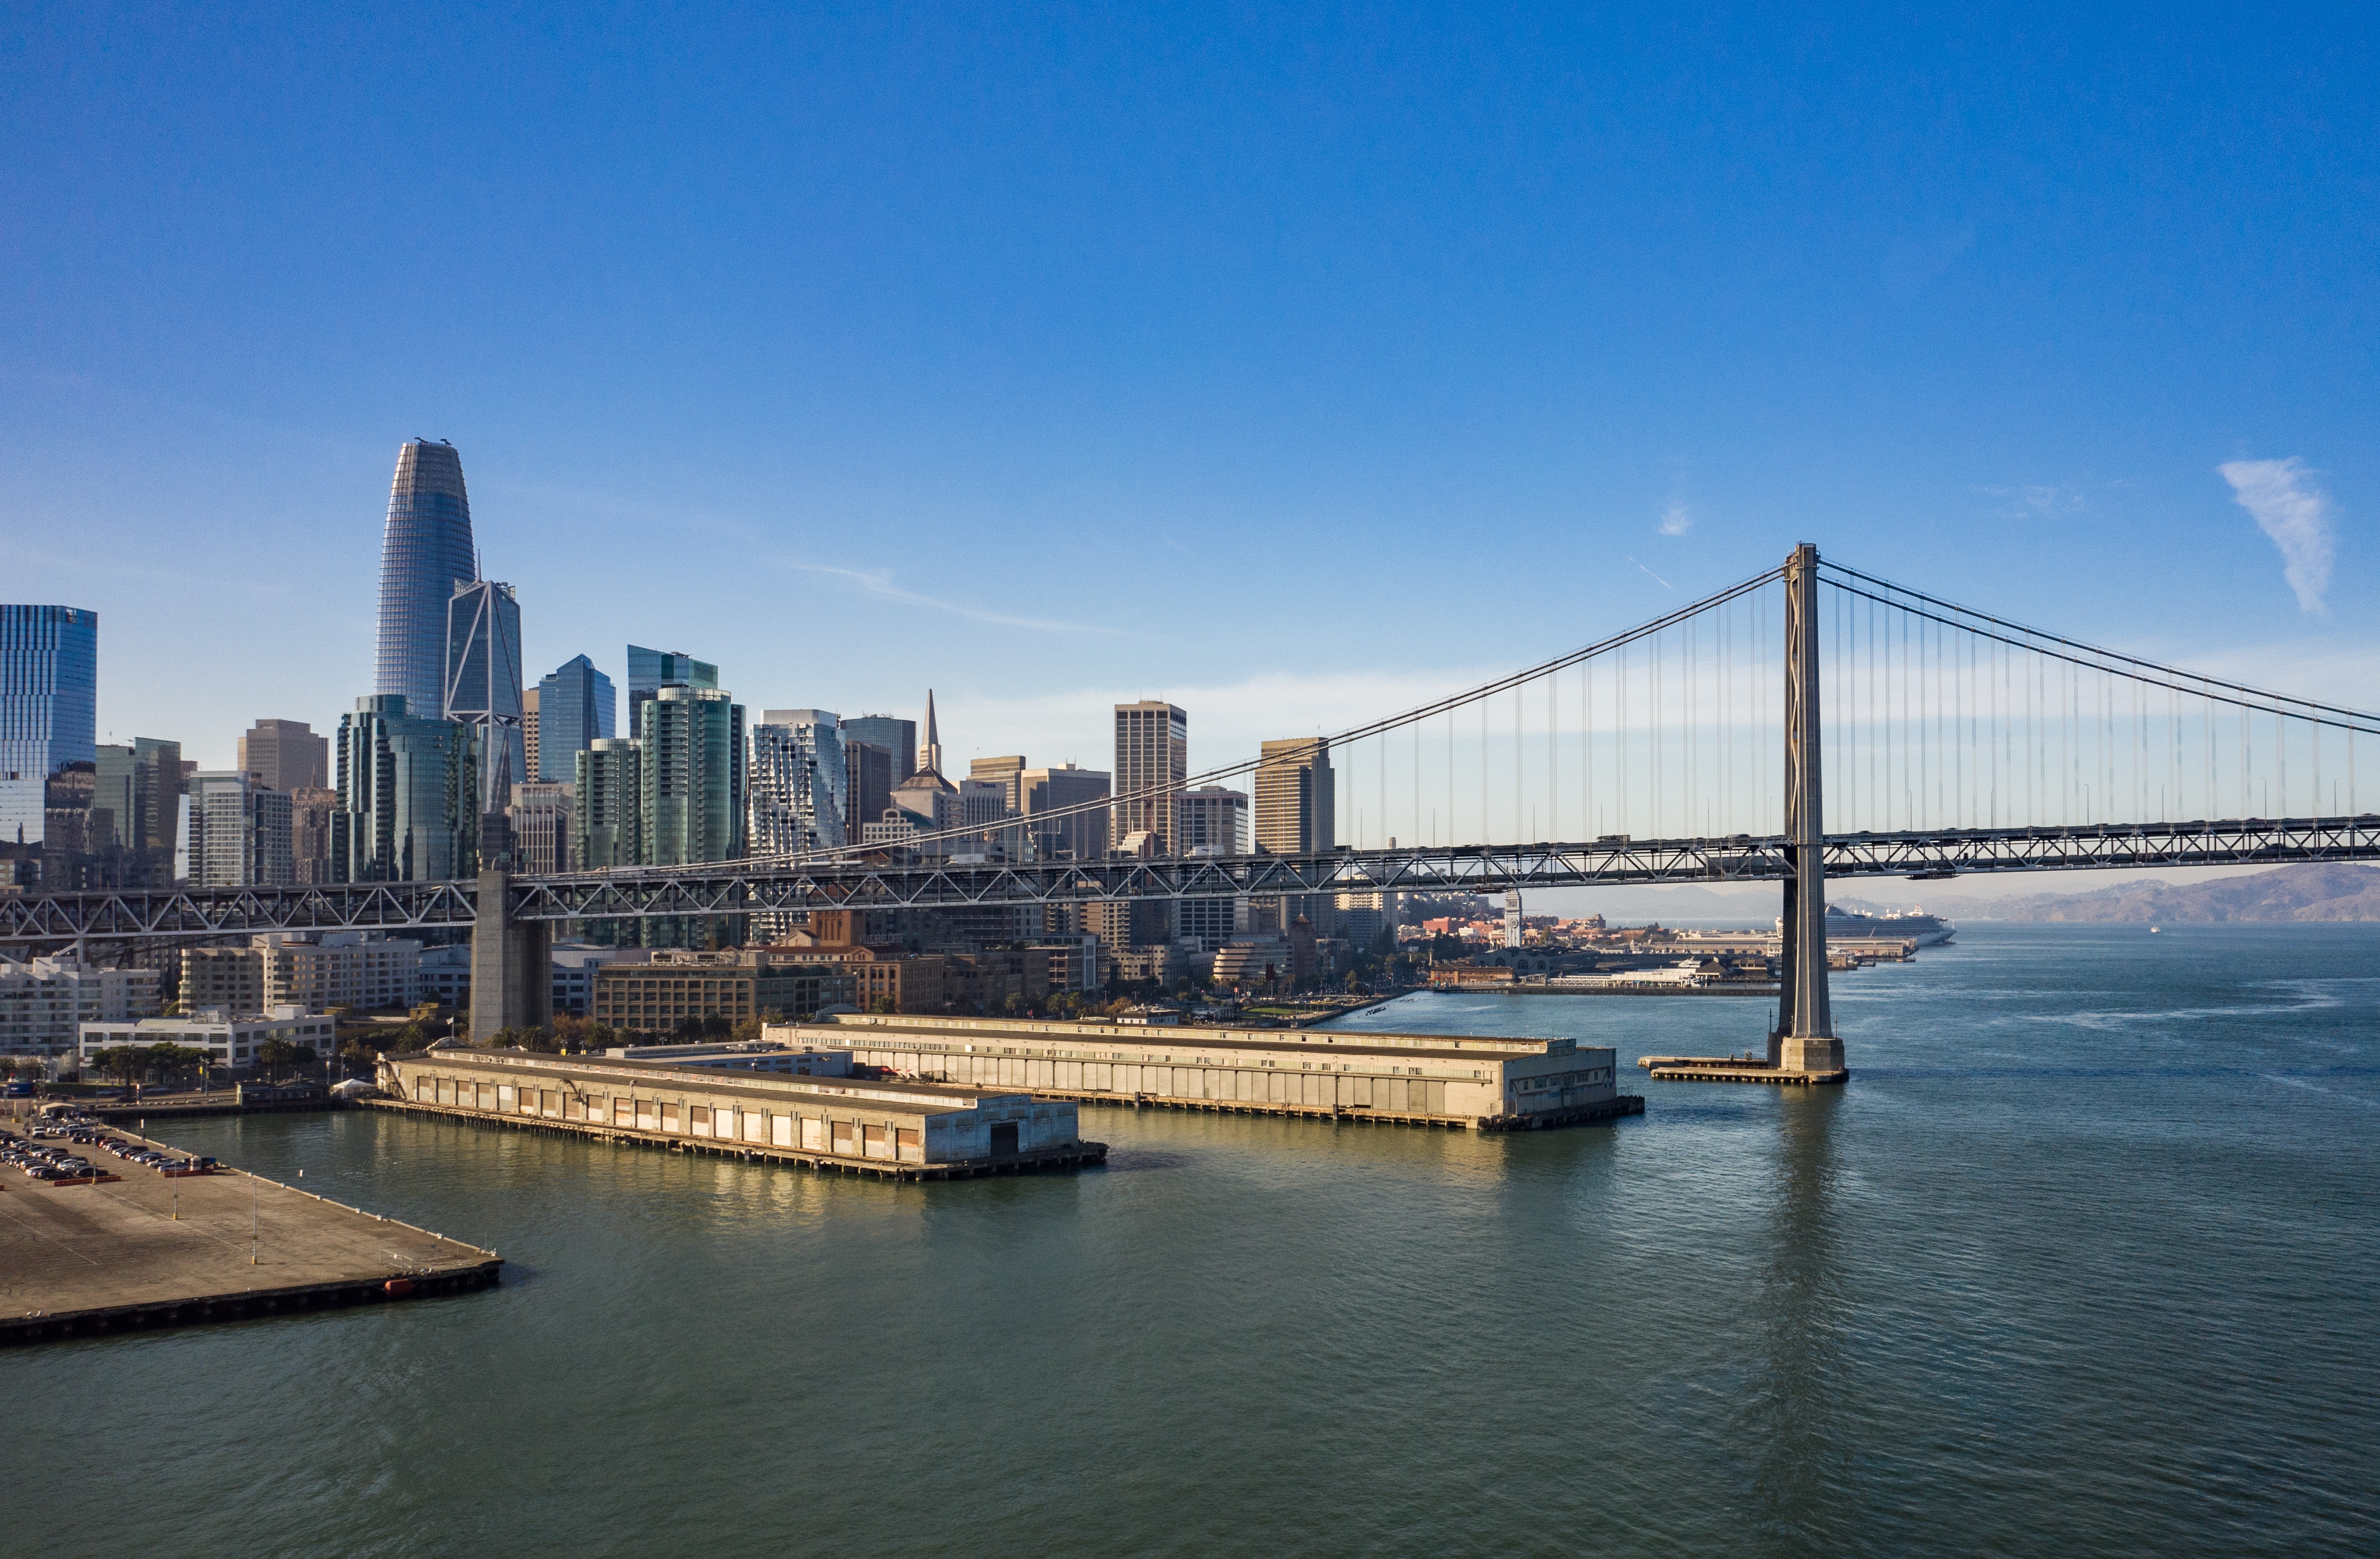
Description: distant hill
xmin=1845 ymin=862 xmax=2380 ymax=922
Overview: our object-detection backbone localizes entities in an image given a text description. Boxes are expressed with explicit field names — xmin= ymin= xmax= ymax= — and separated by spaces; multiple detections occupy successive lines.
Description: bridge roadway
xmin=3 ymin=814 xmax=2376 ymax=944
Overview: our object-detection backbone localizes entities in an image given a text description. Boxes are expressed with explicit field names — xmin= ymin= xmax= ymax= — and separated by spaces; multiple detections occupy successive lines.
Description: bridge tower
xmin=469 ymin=869 xmax=551 ymax=1043
xmin=1773 ymin=542 xmax=1844 ymax=1076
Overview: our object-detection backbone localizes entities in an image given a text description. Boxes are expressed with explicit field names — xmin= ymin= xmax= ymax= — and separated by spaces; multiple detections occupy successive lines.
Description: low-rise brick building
xmin=591 ymin=950 xmax=853 ymax=1036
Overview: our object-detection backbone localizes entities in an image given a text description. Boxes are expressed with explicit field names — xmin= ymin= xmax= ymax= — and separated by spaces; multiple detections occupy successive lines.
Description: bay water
xmin=11 ymin=924 xmax=2376 ymax=1556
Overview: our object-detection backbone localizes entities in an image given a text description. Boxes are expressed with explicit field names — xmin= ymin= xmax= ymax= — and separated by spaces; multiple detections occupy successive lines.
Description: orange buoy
xmin=383 ymin=1278 xmax=416 ymax=1296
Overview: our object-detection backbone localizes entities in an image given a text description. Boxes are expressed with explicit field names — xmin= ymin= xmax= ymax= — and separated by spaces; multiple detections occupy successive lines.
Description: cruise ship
xmin=1815 ymin=904 xmax=1955 ymax=946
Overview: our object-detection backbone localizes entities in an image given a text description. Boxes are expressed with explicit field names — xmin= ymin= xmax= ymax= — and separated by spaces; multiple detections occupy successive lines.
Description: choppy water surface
xmin=12 ymin=924 xmax=2377 ymax=1557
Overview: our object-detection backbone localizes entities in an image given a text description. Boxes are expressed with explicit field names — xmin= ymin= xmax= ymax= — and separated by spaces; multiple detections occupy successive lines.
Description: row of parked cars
xmin=0 ymin=1118 xmax=212 ymax=1180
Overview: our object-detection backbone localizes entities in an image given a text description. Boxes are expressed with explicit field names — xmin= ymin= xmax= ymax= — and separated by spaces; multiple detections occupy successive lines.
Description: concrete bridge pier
xmin=469 ymin=870 xmax=551 ymax=1043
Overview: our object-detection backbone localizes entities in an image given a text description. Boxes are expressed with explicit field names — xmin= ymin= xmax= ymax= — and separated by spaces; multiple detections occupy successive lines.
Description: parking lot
xmin=2 ymin=1117 xmax=214 ymax=1183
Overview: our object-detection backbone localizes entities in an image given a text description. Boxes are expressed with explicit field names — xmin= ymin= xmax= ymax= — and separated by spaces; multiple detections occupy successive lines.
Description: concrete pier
xmin=1636 ymin=1054 xmax=1850 ymax=1086
xmin=376 ymin=1050 xmax=1109 ymax=1180
xmin=0 ymin=1130 xmax=499 ymax=1347
xmin=797 ymin=1013 xmax=1645 ymax=1131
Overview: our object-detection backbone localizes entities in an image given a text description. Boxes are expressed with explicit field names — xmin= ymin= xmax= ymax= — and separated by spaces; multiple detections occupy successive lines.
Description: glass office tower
xmin=537 ymin=655 xmax=616 ymax=781
xmin=842 ymin=714 xmax=918 ymax=783
xmin=626 ymin=645 xmax=717 ymax=729
xmin=333 ymin=694 xmax=467 ymax=882
xmin=444 ymin=579 xmax=526 ymax=810
xmin=375 ymin=441 xmax=478 ymax=718
xmin=0 ymin=604 xmax=97 ymax=785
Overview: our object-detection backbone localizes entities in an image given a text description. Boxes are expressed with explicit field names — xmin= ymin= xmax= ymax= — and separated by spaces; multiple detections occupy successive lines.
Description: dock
xmin=0 ymin=1129 xmax=499 ymax=1347
xmin=361 ymin=1095 xmax=1110 ymax=1180
xmin=375 ymin=1050 xmax=1109 ymax=1180
xmin=802 ymin=1013 xmax=1644 ymax=1131
xmin=1636 ymin=1055 xmax=1850 ymax=1086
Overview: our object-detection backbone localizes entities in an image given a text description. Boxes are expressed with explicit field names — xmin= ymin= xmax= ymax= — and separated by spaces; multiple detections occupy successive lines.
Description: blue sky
xmin=4 ymin=1 xmax=2374 ymax=808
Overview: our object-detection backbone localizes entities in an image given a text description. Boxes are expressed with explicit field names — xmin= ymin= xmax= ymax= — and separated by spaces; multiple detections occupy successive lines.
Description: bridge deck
xmin=5 ymin=816 xmax=2376 ymax=943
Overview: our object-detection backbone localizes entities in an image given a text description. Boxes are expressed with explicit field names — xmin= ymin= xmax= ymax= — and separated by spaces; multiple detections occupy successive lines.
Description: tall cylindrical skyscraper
xmin=374 ymin=440 xmax=478 ymax=717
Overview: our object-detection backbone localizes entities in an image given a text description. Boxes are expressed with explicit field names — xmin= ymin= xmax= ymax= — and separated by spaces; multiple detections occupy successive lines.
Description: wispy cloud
xmin=1657 ymin=501 xmax=1693 ymax=536
xmin=778 ymin=561 xmax=1119 ymax=634
xmin=2219 ymin=458 xmax=2336 ymax=613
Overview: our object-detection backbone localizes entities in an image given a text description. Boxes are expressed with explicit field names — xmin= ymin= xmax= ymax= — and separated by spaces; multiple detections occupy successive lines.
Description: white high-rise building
xmin=186 ymin=771 xmax=294 ymax=886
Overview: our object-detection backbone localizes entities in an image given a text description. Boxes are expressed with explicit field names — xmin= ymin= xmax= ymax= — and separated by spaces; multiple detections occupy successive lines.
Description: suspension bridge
xmin=8 ymin=546 xmax=2375 ymax=1076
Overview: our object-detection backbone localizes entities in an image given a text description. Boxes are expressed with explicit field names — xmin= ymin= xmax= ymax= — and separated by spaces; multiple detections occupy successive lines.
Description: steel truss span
xmin=6 ymin=817 xmax=2375 ymax=942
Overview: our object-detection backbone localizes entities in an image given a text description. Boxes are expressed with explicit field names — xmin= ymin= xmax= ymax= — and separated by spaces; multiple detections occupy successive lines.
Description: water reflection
xmin=1748 ymin=1088 xmax=1853 ymax=1547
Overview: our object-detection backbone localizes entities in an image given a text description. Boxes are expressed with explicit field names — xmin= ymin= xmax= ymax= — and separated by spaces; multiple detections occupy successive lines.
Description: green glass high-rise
xmin=640 ymin=686 xmax=745 ymax=865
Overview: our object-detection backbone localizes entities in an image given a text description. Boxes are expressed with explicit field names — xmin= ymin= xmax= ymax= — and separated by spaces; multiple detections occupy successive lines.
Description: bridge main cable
xmin=567 ymin=560 xmax=1791 ymax=879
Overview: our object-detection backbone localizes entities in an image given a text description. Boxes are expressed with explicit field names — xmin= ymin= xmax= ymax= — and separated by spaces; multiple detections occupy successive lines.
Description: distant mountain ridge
xmin=1842 ymin=863 xmax=2380 ymax=923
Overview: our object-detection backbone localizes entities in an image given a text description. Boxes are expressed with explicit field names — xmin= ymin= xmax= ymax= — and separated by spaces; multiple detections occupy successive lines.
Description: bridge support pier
xmin=469 ymin=870 xmax=551 ymax=1044
xmin=1777 ymin=542 xmax=1845 ymax=1078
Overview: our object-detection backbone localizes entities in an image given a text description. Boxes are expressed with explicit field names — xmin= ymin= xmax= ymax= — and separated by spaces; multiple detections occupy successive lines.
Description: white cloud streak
xmin=2219 ymin=457 xmax=2336 ymax=613
xmin=1658 ymin=501 xmax=1693 ymax=536
xmin=777 ymin=561 xmax=1119 ymax=634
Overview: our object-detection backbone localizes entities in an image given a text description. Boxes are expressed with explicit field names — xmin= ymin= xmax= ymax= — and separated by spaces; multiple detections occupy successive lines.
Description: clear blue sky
xmin=4 ymin=2 xmax=2374 ymax=784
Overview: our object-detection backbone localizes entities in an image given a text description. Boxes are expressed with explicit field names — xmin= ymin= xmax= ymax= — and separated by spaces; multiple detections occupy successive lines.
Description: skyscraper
xmin=1 ymin=605 xmax=97 ymax=862
xmin=509 ymin=780 xmax=575 ymax=875
xmin=750 ymin=710 xmax=847 ymax=856
xmin=1113 ymin=701 xmax=1187 ymax=853
xmin=1254 ymin=737 xmax=1335 ymax=935
xmin=186 ymin=771 xmax=294 ymax=886
xmin=968 ymin=755 xmax=1028 ymax=813
xmin=1018 ymin=763 xmax=1110 ymax=861
xmin=237 ymin=720 xmax=329 ymax=793
xmin=333 ymin=694 xmax=468 ymax=883
xmin=132 ymin=738 xmax=184 ymax=860
xmin=536 ymin=655 xmax=616 ymax=781
xmin=574 ymin=738 xmax=643 ymax=870
xmin=92 ymin=745 xmax=135 ymax=849
xmin=375 ymin=441 xmax=478 ymax=718
xmin=626 ymin=646 xmax=717 ymax=727
xmin=641 ymin=685 xmax=746 ymax=866
xmin=0 ymin=605 xmax=97 ymax=786
xmin=639 ymin=684 xmax=745 ymax=949
xmin=1176 ymin=786 xmax=1249 ymax=855
xmin=844 ymin=741 xmax=894 ymax=837
xmin=290 ymin=786 xmax=339 ymax=884
xmin=444 ymin=578 xmax=526 ymax=848
xmin=842 ymin=714 xmax=917 ymax=782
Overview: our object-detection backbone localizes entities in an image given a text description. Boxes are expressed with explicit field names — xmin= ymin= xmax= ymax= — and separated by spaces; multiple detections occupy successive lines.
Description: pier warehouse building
xmin=786 ymin=1014 xmax=1636 ymax=1130
xmin=375 ymin=1049 xmax=1099 ymax=1177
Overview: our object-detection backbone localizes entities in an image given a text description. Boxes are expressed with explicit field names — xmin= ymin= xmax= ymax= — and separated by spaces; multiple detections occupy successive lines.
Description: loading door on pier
xmin=989 ymin=1122 xmax=1019 ymax=1158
